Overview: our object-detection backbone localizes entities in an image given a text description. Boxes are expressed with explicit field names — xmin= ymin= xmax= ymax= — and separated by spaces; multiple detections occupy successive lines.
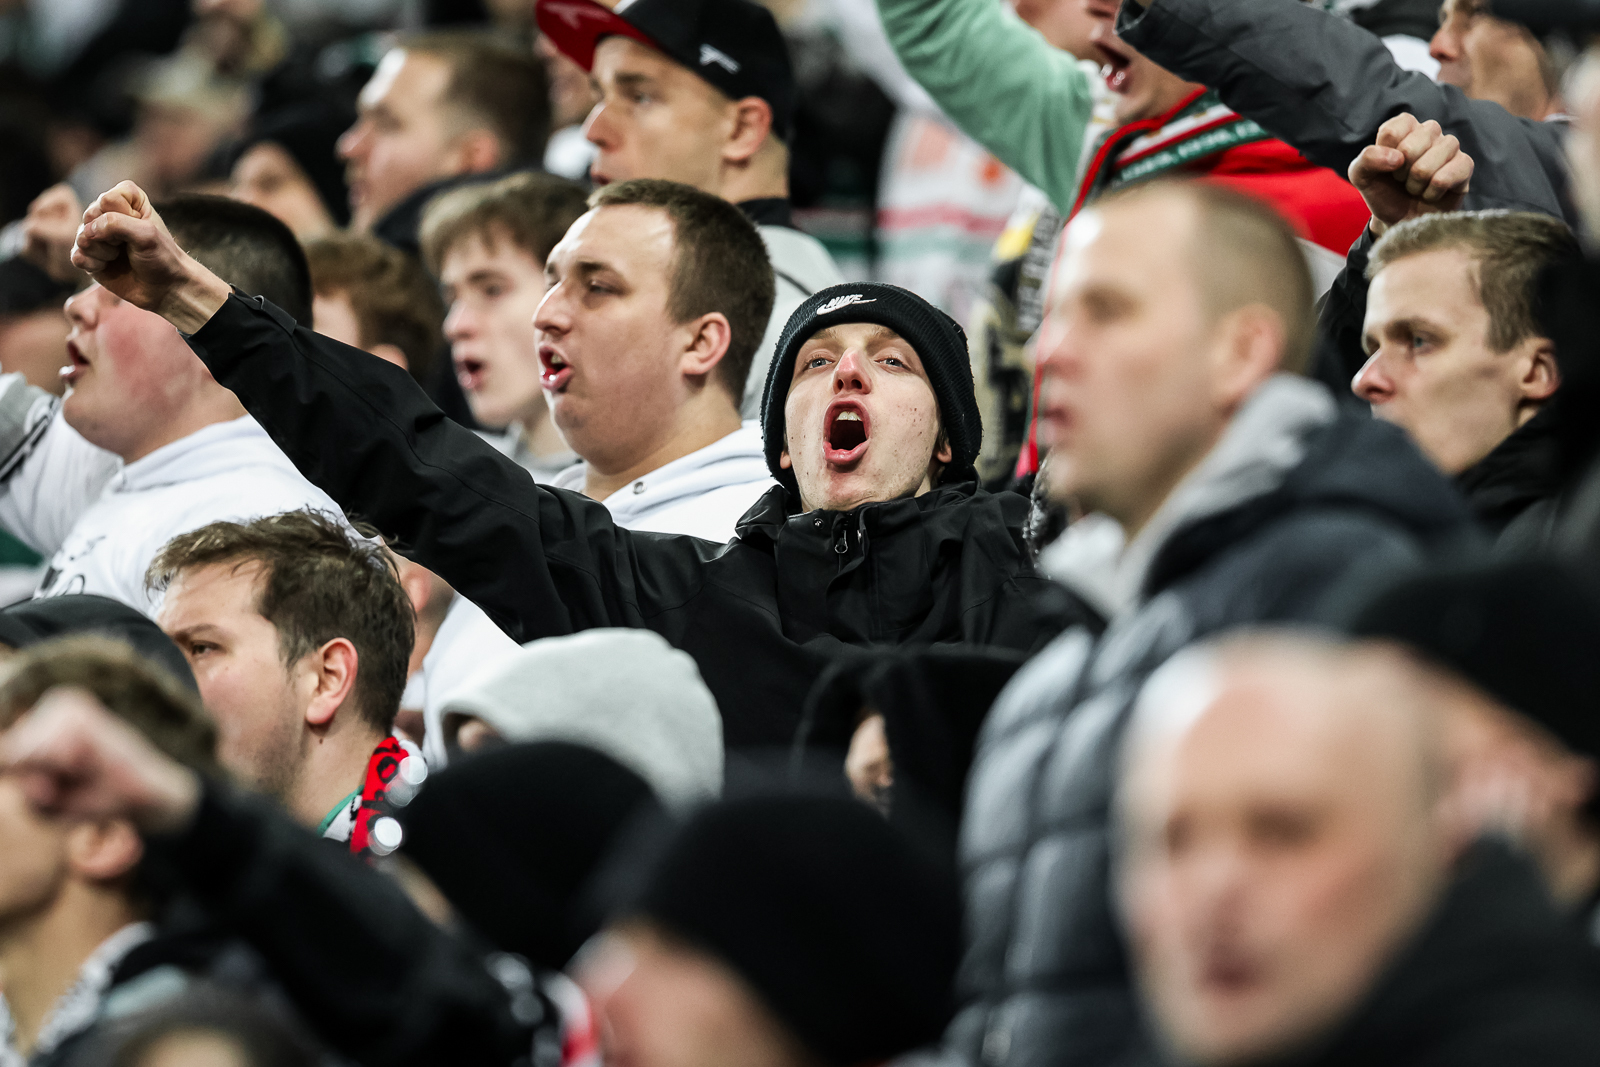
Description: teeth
xmin=835 ymin=411 xmax=861 ymax=421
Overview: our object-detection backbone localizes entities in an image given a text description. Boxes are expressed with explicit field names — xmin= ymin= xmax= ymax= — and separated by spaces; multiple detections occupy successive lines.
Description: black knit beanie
xmin=0 ymin=594 xmax=197 ymax=693
xmin=627 ymin=794 xmax=961 ymax=1067
xmin=398 ymin=741 xmax=662 ymax=970
xmin=231 ymin=103 xmax=354 ymax=228
xmin=1345 ymin=559 xmax=1600 ymax=761
xmin=761 ymin=282 xmax=981 ymax=498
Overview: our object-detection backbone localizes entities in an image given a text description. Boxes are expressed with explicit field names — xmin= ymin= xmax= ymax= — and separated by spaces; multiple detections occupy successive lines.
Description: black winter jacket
xmin=948 ymin=410 xmax=1476 ymax=1067
xmin=183 ymin=294 xmax=1086 ymax=749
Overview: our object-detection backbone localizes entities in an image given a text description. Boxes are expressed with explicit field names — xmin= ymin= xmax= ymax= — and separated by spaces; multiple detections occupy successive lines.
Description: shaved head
xmin=1116 ymin=633 xmax=1455 ymax=1066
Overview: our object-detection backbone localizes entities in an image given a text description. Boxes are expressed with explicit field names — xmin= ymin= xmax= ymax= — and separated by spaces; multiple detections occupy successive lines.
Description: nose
xmin=533 ymin=281 xmax=570 ymax=338
xmin=1033 ymin=306 xmax=1080 ymax=380
xmin=64 ymin=285 xmax=96 ymax=327
xmin=833 ymin=348 xmax=872 ymax=394
xmin=1352 ymin=350 xmax=1396 ymax=405
xmin=582 ymin=100 xmax=614 ymax=149
xmin=1429 ymin=23 xmax=1458 ymax=62
xmin=336 ymin=119 xmax=368 ymax=162
xmin=442 ymin=300 xmax=474 ymax=344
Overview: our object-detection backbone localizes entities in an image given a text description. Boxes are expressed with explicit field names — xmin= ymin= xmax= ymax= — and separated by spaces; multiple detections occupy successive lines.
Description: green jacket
xmin=876 ymin=0 xmax=1096 ymax=213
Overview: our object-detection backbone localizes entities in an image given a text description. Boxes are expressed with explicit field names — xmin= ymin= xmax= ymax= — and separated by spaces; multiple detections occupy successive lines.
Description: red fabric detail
xmin=349 ymin=736 xmax=408 ymax=856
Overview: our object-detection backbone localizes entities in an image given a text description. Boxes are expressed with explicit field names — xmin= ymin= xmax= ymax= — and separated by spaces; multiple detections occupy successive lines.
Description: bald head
xmin=1099 ymin=182 xmax=1315 ymax=373
xmin=1116 ymin=634 xmax=1453 ymax=1067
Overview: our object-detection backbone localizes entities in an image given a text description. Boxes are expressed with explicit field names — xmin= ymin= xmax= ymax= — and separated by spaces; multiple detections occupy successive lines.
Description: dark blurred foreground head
xmin=397 ymin=740 xmax=663 ymax=971
xmin=580 ymin=794 xmax=962 ymax=1067
xmin=1118 ymin=631 xmax=1600 ymax=1067
xmin=0 ymin=593 xmax=196 ymax=692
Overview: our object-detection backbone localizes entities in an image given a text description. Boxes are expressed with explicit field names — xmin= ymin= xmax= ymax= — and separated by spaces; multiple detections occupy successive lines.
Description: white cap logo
xmin=699 ymin=44 xmax=741 ymax=73
xmin=816 ymin=293 xmax=876 ymax=316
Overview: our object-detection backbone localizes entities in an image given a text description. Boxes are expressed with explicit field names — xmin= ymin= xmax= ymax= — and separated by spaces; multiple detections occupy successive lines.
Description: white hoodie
xmin=27 ymin=414 xmax=347 ymax=615
xmin=742 ymin=226 xmax=847 ymax=419
xmin=549 ymin=421 xmax=776 ymax=542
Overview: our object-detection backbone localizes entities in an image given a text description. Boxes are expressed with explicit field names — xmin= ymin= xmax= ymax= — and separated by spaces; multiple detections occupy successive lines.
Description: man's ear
xmin=779 ymin=449 xmax=792 ymax=470
xmin=678 ymin=312 xmax=732 ymax=381
xmin=303 ymin=637 xmax=360 ymax=729
xmin=449 ymin=129 xmax=503 ymax=175
xmin=1519 ymin=336 xmax=1561 ymax=405
xmin=67 ymin=818 xmax=145 ymax=882
xmin=722 ymin=97 xmax=774 ymax=166
xmin=1211 ymin=304 xmax=1286 ymax=410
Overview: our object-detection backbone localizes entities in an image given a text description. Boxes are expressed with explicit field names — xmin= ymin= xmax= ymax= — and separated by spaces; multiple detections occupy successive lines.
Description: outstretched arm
xmin=876 ymin=0 xmax=1098 ymax=212
xmin=0 ymin=689 xmax=532 ymax=1067
xmin=1115 ymin=0 xmax=1571 ymax=222
xmin=70 ymin=182 xmax=706 ymax=642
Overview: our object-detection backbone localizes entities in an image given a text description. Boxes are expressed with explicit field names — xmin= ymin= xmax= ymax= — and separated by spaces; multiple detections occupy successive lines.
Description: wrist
xmin=161 ymin=257 xmax=231 ymax=335
xmin=1367 ymin=216 xmax=1390 ymax=239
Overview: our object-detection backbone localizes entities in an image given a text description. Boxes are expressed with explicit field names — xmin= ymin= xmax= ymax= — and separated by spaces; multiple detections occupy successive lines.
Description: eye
xmin=880 ymin=355 xmax=906 ymax=368
xmin=188 ymin=642 xmax=217 ymax=657
xmin=482 ymin=283 xmax=506 ymax=298
xmin=588 ymin=281 xmax=615 ymax=295
xmin=804 ymin=354 xmax=831 ymax=369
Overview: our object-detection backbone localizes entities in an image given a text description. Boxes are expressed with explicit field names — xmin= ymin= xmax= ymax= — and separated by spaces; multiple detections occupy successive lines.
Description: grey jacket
xmin=949 ymin=378 xmax=1477 ymax=1067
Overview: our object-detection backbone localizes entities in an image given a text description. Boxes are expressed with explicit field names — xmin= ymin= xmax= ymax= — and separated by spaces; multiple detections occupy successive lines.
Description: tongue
xmin=830 ymin=417 xmax=867 ymax=452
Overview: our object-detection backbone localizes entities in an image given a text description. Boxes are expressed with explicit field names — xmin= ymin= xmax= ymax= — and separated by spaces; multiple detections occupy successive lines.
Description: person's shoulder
xmin=757 ymin=226 xmax=846 ymax=291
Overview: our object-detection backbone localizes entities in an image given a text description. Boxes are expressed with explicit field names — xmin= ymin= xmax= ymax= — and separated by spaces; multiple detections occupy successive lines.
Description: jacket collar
xmin=733 ymin=480 xmax=988 ymax=548
xmin=1454 ymin=404 xmax=1564 ymax=534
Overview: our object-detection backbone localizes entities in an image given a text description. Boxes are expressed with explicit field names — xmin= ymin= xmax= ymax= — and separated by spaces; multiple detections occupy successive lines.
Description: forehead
xmin=440 ymin=226 xmax=548 ymax=282
xmin=593 ymin=35 xmax=715 ymax=97
xmin=361 ymin=49 xmax=450 ymax=111
xmin=801 ymin=323 xmax=906 ymax=349
xmin=1058 ymin=196 xmax=1198 ymax=290
xmin=1368 ymin=247 xmax=1481 ymax=316
xmin=161 ymin=560 xmax=266 ymax=622
xmin=549 ymin=203 xmax=676 ymax=273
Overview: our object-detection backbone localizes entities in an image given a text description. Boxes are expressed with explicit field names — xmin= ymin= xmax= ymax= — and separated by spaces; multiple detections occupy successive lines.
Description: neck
xmin=717 ymin=150 xmax=789 ymax=205
xmin=289 ymin=716 xmax=385 ymax=830
xmin=1116 ymin=426 xmax=1228 ymax=543
xmin=0 ymin=885 xmax=142 ymax=1056
xmin=516 ymin=397 xmax=570 ymax=461
xmin=120 ymin=392 xmax=248 ymax=464
xmin=584 ymin=393 xmax=742 ymax=501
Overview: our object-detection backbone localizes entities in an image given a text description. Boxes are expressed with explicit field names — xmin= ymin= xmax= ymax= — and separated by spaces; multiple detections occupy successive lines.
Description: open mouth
xmin=61 ymin=339 xmax=89 ymax=383
xmin=1096 ymin=43 xmax=1133 ymax=93
xmin=538 ymin=343 xmax=573 ymax=392
xmin=454 ymin=355 xmax=486 ymax=393
xmin=824 ymin=399 xmax=870 ymax=464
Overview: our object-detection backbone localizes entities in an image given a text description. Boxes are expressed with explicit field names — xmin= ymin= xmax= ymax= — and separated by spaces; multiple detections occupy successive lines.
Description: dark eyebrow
xmin=613 ymin=72 xmax=658 ymax=93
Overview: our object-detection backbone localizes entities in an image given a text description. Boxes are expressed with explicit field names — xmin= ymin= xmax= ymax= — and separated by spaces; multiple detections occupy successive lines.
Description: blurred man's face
xmin=585 ymin=37 xmax=735 ymax=192
xmin=534 ymin=205 xmax=697 ymax=473
xmin=1566 ymin=49 xmax=1600 ymax=242
xmin=0 ymin=307 xmax=71 ymax=396
xmin=1357 ymin=248 xmax=1556 ymax=475
xmin=159 ymin=561 xmax=309 ymax=807
xmin=781 ymin=322 xmax=950 ymax=513
xmin=1430 ymin=0 xmax=1555 ymax=120
xmin=230 ymin=141 xmax=336 ymax=240
xmin=1119 ymin=657 xmax=1446 ymax=1065
xmin=441 ymin=230 xmax=555 ymax=431
xmin=1036 ymin=197 xmax=1231 ymax=533
xmin=578 ymin=923 xmax=814 ymax=1067
xmin=0 ymin=759 xmax=67 ymax=929
xmin=339 ymin=50 xmax=467 ymax=231
xmin=61 ymin=283 xmax=207 ymax=462
xmin=1085 ymin=0 xmax=1198 ymax=124
xmin=1012 ymin=0 xmax=1098 ymax=60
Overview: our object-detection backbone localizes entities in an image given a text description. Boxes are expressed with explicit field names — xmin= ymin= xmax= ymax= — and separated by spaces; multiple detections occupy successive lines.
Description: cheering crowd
xmin=2 ymin=0 xmax=1600 ymax=1063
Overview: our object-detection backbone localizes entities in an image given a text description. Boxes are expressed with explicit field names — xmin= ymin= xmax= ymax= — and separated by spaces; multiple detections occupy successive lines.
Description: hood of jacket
xmin=110 ymin=416 xmax=304 ymax=494
xmin=1454 ymin=403 xmax=1564 ymax=534
xmin=1271 ymin=841 xmax=1600 ymax=1067
xmin=551 ymin=423 xmax=775 ymax=519
xmin=759 ymin=224 xmax=848 ymax=297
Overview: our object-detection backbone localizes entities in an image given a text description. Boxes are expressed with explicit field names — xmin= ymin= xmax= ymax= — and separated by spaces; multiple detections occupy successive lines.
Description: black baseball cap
xmin=536 ymin=0 xmax=796 ymax=142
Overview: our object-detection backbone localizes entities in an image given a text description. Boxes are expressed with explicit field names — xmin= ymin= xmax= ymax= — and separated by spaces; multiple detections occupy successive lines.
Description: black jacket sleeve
xmin=185 ymin=293 xmax=717 ymax=643
xmin=1115 ymin=0 xmax=1573 ymax=223
xmin=143 ymin=783 xmax=532 ymax=1067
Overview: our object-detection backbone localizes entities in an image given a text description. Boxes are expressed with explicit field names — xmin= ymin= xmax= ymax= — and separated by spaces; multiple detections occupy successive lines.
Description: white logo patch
xmin=816 ymin=294 xmax=876 ymax=316
xmin=699 ymin=44 xmax=741 ymax=73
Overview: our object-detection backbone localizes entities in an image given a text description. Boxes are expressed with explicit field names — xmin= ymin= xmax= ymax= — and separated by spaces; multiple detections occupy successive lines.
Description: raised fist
xmin=0 ymin=686 xmax=200 ymax=835
xmin=1348 ymin=114 xmax=1473 ymax=238
xmin=70 ymin=181 xmax=231 ymax=333
xmin=21 ymin=184 xmax=84 ymax=284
